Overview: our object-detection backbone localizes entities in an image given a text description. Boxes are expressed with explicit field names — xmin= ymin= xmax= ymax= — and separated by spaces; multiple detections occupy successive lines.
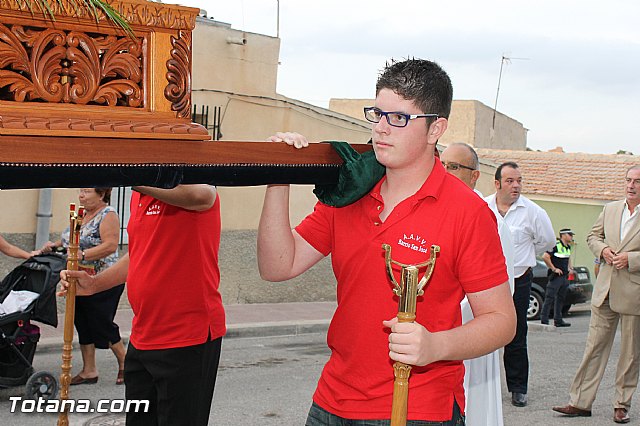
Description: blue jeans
xmin=305 ymin=401 xmax=465 ymax=425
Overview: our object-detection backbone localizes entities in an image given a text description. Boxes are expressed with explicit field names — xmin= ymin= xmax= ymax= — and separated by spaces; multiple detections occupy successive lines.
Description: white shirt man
xmin=484 ymin=161 xmax=555 ymax=408
xmin=485 ymin=193 xmax=556 ymax=278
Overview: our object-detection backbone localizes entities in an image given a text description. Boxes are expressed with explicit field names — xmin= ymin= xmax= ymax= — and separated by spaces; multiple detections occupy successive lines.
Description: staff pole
xmin=57 ymin=204 xmax=84 ymax=426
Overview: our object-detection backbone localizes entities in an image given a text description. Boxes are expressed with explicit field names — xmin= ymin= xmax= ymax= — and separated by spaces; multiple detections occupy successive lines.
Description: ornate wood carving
xmin=0 ymin=0 xmax=197 ymax=30
xmin=0 ymin=0 xmax=207 ymax=140
xmin=0 ymin=115 xmax=208 ymax=135
xmin=165 ymin=30 xmax=191 ymax=119
xmin=0 ymin=23 xmax=143 ymax=107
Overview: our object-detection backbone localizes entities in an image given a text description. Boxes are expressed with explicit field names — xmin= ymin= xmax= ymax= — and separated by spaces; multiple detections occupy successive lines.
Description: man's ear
xmin=494 ymin=179 xmax=501 ymax=190
xmin=427 ymin=118 xmax=448 ymax=145
xmin=470 ymin=170 xmax=480 ymax=186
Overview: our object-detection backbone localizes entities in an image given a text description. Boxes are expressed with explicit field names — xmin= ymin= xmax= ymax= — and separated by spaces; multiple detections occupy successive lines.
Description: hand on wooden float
xmin=268 ymin=132 xmax=310 ymax=149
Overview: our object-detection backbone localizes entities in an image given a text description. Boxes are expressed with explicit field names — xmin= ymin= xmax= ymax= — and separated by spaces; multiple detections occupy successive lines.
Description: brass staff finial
xmin=383 ymin=242 xmax=440 ymax=426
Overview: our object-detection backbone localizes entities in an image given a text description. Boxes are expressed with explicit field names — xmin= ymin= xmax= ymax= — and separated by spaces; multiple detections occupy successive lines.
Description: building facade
xmin=2 ymin=14 xmax=630 ymax=305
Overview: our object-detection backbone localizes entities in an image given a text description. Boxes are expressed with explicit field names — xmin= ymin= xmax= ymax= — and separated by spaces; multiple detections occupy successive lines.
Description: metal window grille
xmin=111 ymin=186 xmax=132 ymax=249
xmin=192 ymin=104 xmax=222 ymax=140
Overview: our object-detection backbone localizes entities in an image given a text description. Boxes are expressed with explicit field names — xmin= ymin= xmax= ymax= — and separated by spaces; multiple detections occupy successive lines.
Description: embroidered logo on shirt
xmin=145 ymin=204 xmax=161 ymax=216
xmin=397 ymin=233 xmax=429 ymax=253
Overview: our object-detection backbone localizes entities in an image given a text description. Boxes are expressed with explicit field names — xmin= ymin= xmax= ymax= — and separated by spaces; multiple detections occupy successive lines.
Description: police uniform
xmin=540 ymin=230 xmax=573 ymax=326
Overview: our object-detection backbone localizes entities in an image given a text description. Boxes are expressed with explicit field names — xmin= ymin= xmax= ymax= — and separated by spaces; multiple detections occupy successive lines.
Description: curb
xmin=39 ymin=320 xmax=556 ymax=353
xmin=225 ymin=320 xmax=331 ymax=339
xmin=36 ymin=320 xmax=331 ymax=353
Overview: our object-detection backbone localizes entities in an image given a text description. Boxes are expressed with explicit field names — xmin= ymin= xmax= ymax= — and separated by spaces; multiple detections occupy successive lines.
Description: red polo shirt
xmin=126 ymin=191 xmax=225 ymax=350
xmin=295 ymin=161 xmax=507 ymax=421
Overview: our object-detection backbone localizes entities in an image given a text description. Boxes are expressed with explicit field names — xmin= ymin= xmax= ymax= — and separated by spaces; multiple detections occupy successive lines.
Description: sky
xmin=167 ymin=0 xmax=639 ymax=155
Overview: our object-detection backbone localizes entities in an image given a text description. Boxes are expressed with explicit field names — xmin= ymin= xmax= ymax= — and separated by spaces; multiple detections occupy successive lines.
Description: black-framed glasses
xmin=363 ymin=107 xmax=439 ymax=128
xmin=441 ymin=161 xmax=475 ymax=172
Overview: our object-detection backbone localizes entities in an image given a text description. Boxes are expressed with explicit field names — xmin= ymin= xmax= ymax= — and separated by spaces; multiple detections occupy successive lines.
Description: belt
xmin=516 ymin=267 xmax=532 ymax=280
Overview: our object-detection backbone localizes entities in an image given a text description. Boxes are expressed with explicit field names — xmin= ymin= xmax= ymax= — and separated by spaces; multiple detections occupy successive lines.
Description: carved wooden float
xmin=0 ymin=0 xmax=372 ymax=189
xmin=0 ymin=0 xmax=206 ymax=141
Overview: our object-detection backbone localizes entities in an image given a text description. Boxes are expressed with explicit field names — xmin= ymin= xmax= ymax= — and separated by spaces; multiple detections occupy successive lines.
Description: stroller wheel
xmin=25 ymin=371 xmax=58 ymax=400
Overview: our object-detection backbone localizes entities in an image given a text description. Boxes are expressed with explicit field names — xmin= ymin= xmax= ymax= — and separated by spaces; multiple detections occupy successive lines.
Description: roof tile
xmin=476 ymin=149 xmax=640 ymax=201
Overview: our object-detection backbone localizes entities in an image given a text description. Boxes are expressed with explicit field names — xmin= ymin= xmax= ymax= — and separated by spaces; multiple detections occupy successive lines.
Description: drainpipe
xmin=35 ymin=188 xmax=53 ymax=249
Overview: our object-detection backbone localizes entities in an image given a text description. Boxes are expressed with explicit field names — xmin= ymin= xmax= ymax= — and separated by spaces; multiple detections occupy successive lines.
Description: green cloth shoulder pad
xmin=313 ymin=141 xmax=385 ymax=207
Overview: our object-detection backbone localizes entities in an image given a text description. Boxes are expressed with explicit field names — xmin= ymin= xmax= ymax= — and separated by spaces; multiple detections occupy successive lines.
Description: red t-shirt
xmin=126 ymin=191 xmax=225 ymax=350
xmin=295 ymin=161 xmax=508 ymax=421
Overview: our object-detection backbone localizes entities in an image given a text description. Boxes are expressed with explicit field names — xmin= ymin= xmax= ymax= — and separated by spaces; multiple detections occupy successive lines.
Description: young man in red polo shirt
xmin=258 ymin=59 xmax=516 ymax=424
xmin=61 ymin=184 xmax=224 ymax=426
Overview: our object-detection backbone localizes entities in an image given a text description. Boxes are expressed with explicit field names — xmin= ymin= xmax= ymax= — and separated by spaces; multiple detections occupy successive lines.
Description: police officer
xmin=540 ymin=228 xmax=575 ymax=327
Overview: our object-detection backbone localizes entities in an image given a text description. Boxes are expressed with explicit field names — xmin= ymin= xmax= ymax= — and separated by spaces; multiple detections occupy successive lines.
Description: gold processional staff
xmin=383 ymin=243 xmax=439 ymax=426
xmin=57 ymin=204 xmax=84 ymax=426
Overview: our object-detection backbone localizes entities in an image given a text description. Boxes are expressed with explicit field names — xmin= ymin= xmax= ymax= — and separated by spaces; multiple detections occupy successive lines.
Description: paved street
xmin=0 ymin=304 xmax=632 ymax=425
xmin=503 ymin=305 xmax=623 ymax=426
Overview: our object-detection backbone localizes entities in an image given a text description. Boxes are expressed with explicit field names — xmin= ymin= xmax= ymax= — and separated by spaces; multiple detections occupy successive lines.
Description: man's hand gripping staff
xmin=381 ymin=243 xmax=440 ymax=426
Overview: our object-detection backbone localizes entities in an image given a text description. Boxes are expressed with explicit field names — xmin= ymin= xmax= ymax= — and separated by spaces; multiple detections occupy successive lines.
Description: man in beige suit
xmin=553 ymin=165 xmax=640 ymax=424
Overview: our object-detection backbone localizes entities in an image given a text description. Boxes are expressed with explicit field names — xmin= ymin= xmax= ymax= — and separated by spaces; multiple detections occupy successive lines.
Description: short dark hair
xmin=376 ymin=59 xmax=453 ymax=120
xmin=94 ymin=187 xmax=112 ymax=204
xmin=495 ymin=161 xmax=519 ymax=181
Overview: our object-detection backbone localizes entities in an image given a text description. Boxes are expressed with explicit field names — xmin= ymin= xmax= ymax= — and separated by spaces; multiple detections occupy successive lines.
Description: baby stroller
xmin=0 ymin=253 xmax=66 ymax=399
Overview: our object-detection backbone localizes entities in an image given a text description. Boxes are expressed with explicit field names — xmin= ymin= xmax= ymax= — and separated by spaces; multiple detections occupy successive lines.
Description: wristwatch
xmin=81 ymin=251 xmax=86 ymax=261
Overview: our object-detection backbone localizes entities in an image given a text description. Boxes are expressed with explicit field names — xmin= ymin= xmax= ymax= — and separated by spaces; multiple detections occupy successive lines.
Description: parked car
xmin=527 ymin=258 xmax=593 ymax=321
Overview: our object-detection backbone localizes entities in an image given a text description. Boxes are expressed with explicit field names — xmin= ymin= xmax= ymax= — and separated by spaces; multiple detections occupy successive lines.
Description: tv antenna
xmin=492 ymin=55 xmax=529 ymax=129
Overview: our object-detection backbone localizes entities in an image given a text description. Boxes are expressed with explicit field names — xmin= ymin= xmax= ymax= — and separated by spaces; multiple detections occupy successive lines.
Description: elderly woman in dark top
xmin=44 ymin=187 xmax=125 ymax=385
